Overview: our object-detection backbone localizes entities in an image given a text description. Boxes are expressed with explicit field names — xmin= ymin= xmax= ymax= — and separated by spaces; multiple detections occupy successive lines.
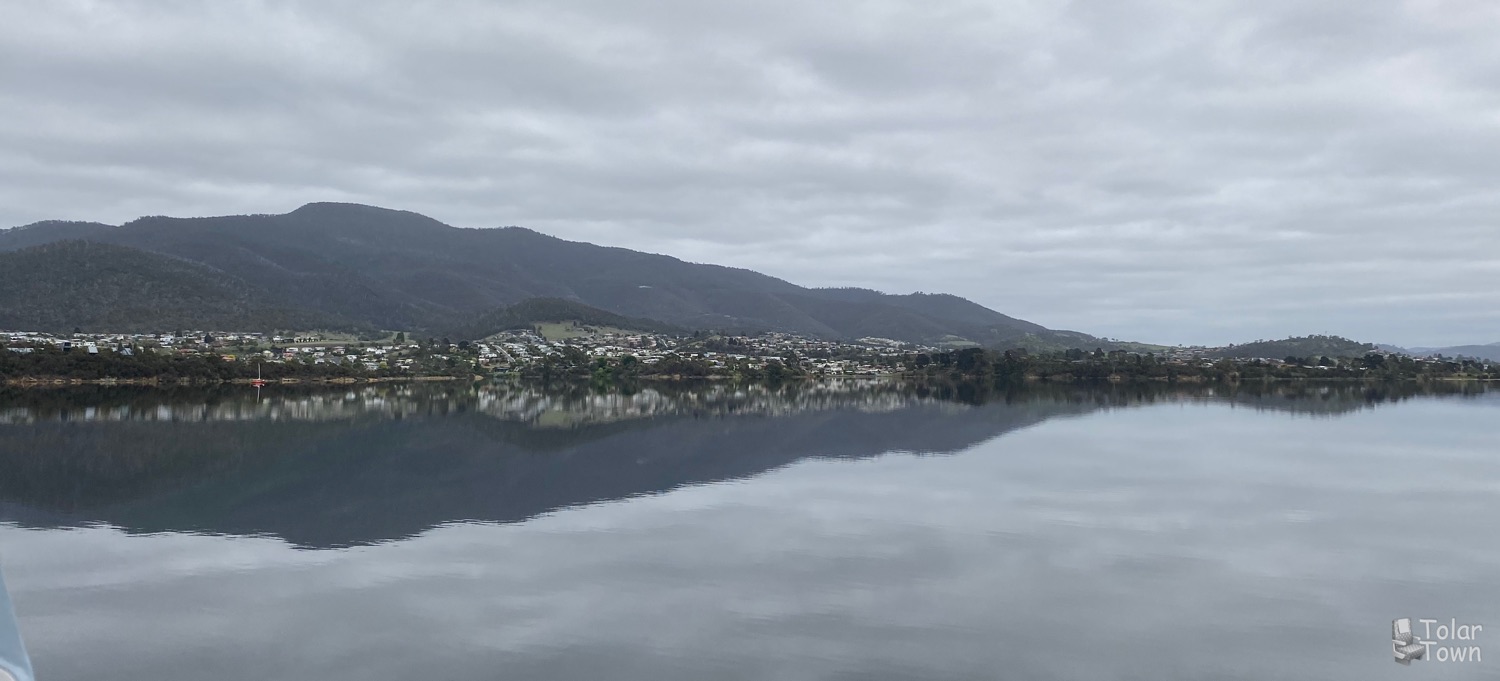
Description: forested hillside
xmin=0 ymin=241 xmax=336 ymax=333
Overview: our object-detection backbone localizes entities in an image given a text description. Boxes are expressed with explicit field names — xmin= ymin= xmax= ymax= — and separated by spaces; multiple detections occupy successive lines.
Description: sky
xmin=2 ymin=0 xmax=1498 ymax=347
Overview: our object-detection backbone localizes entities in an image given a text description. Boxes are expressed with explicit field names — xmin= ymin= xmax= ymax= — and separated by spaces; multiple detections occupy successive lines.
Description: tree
xmin=394 ymin=332 xmax=406 ymax=344
xmin=764 ymin=359 xmax=787 ymax=381
xmin=954 ymin=347 xmax=991 ymax=375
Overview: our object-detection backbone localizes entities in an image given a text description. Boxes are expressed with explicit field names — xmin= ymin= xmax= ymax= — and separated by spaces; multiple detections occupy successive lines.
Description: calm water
xmin=0 ymin=381 xmax=1495 ymax=680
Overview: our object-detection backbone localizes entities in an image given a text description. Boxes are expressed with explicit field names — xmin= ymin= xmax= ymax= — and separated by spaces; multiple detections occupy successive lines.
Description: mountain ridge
xmin=1400 ymin=342 xmax=1500 ymax=362
xmin=1 ymin=202 xmax=1098 ymax=347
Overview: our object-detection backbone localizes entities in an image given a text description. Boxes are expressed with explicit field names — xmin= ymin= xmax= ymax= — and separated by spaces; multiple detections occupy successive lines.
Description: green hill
xmin=1205 ymin=335 xmax=1378 ymax=359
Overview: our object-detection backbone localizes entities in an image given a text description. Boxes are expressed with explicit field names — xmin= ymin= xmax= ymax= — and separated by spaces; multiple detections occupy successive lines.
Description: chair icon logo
xmin=1393 ymin=618 xmax=1426 ymax=665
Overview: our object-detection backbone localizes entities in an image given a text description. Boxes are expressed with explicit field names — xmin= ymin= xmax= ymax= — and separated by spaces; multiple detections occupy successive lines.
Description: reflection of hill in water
xmin=1211 ymin=382 xmax=1495 ymax=416
xmin=0 ymin=381 xmax=1490 ymax=549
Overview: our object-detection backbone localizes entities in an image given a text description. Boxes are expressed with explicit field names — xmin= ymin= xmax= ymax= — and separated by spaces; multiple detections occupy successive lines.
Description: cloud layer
xmin=3 ymin=0 xmax=1498 ymax=345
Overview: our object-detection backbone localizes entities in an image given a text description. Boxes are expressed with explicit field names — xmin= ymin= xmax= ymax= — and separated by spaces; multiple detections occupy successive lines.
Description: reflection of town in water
xmin=0 ymin=379 xmax=1489 ymax=428
xmin=0 ymin=379 xmax=943 ymax=428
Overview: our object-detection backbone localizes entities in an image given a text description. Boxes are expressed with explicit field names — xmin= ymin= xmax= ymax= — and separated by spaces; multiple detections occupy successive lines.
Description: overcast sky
xmin=3 ymin=0 xmax=1498 ymax=346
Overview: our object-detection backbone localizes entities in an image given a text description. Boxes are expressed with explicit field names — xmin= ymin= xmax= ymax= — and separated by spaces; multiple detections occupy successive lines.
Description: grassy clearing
xmin=535 ymin=322 xmax=637 ymax=341
xmin=934 ymin=335 xmax=981 ymax=349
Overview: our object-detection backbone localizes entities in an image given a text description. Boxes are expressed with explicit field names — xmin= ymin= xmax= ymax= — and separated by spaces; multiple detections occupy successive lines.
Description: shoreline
xmin=2 ymin=373 xmax=1494 ymax=390
xmin=2 ymin=375 xmax=469 ymax=387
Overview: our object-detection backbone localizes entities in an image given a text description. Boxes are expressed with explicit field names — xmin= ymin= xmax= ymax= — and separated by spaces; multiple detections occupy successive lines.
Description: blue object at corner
xmin=0 ymin=567 xmax=31 ymax=681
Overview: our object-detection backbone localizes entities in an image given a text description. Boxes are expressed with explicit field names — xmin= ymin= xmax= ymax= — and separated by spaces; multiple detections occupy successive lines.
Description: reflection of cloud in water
xmin=3 ymin=398 xmax=1497 ymax=681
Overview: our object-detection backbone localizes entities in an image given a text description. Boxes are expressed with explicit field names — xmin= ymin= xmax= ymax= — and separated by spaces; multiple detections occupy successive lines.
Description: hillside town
xmin=1 ymin=327 xmax=922 ymax=380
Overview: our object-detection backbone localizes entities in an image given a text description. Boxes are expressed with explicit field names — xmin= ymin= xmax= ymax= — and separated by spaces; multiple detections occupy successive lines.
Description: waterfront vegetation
xmin=906 ymin=347 xmax=1500 ymax=383
xmin=0 ymin=344 xmax=370 ymax=383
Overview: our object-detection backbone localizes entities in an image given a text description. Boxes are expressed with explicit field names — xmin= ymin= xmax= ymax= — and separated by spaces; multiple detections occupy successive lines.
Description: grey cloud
xmin=2 ymin=0 xmax=1498 ymax=345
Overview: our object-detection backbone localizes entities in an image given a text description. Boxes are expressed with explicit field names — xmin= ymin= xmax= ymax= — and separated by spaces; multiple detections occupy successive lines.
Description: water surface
xmin=0 ymin=381 xmax=1495 ymax=680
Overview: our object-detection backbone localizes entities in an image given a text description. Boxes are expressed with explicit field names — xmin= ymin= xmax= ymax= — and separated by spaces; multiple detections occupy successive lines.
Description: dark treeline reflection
xmin=0 ymin=379 xmax=1490 ymax=548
